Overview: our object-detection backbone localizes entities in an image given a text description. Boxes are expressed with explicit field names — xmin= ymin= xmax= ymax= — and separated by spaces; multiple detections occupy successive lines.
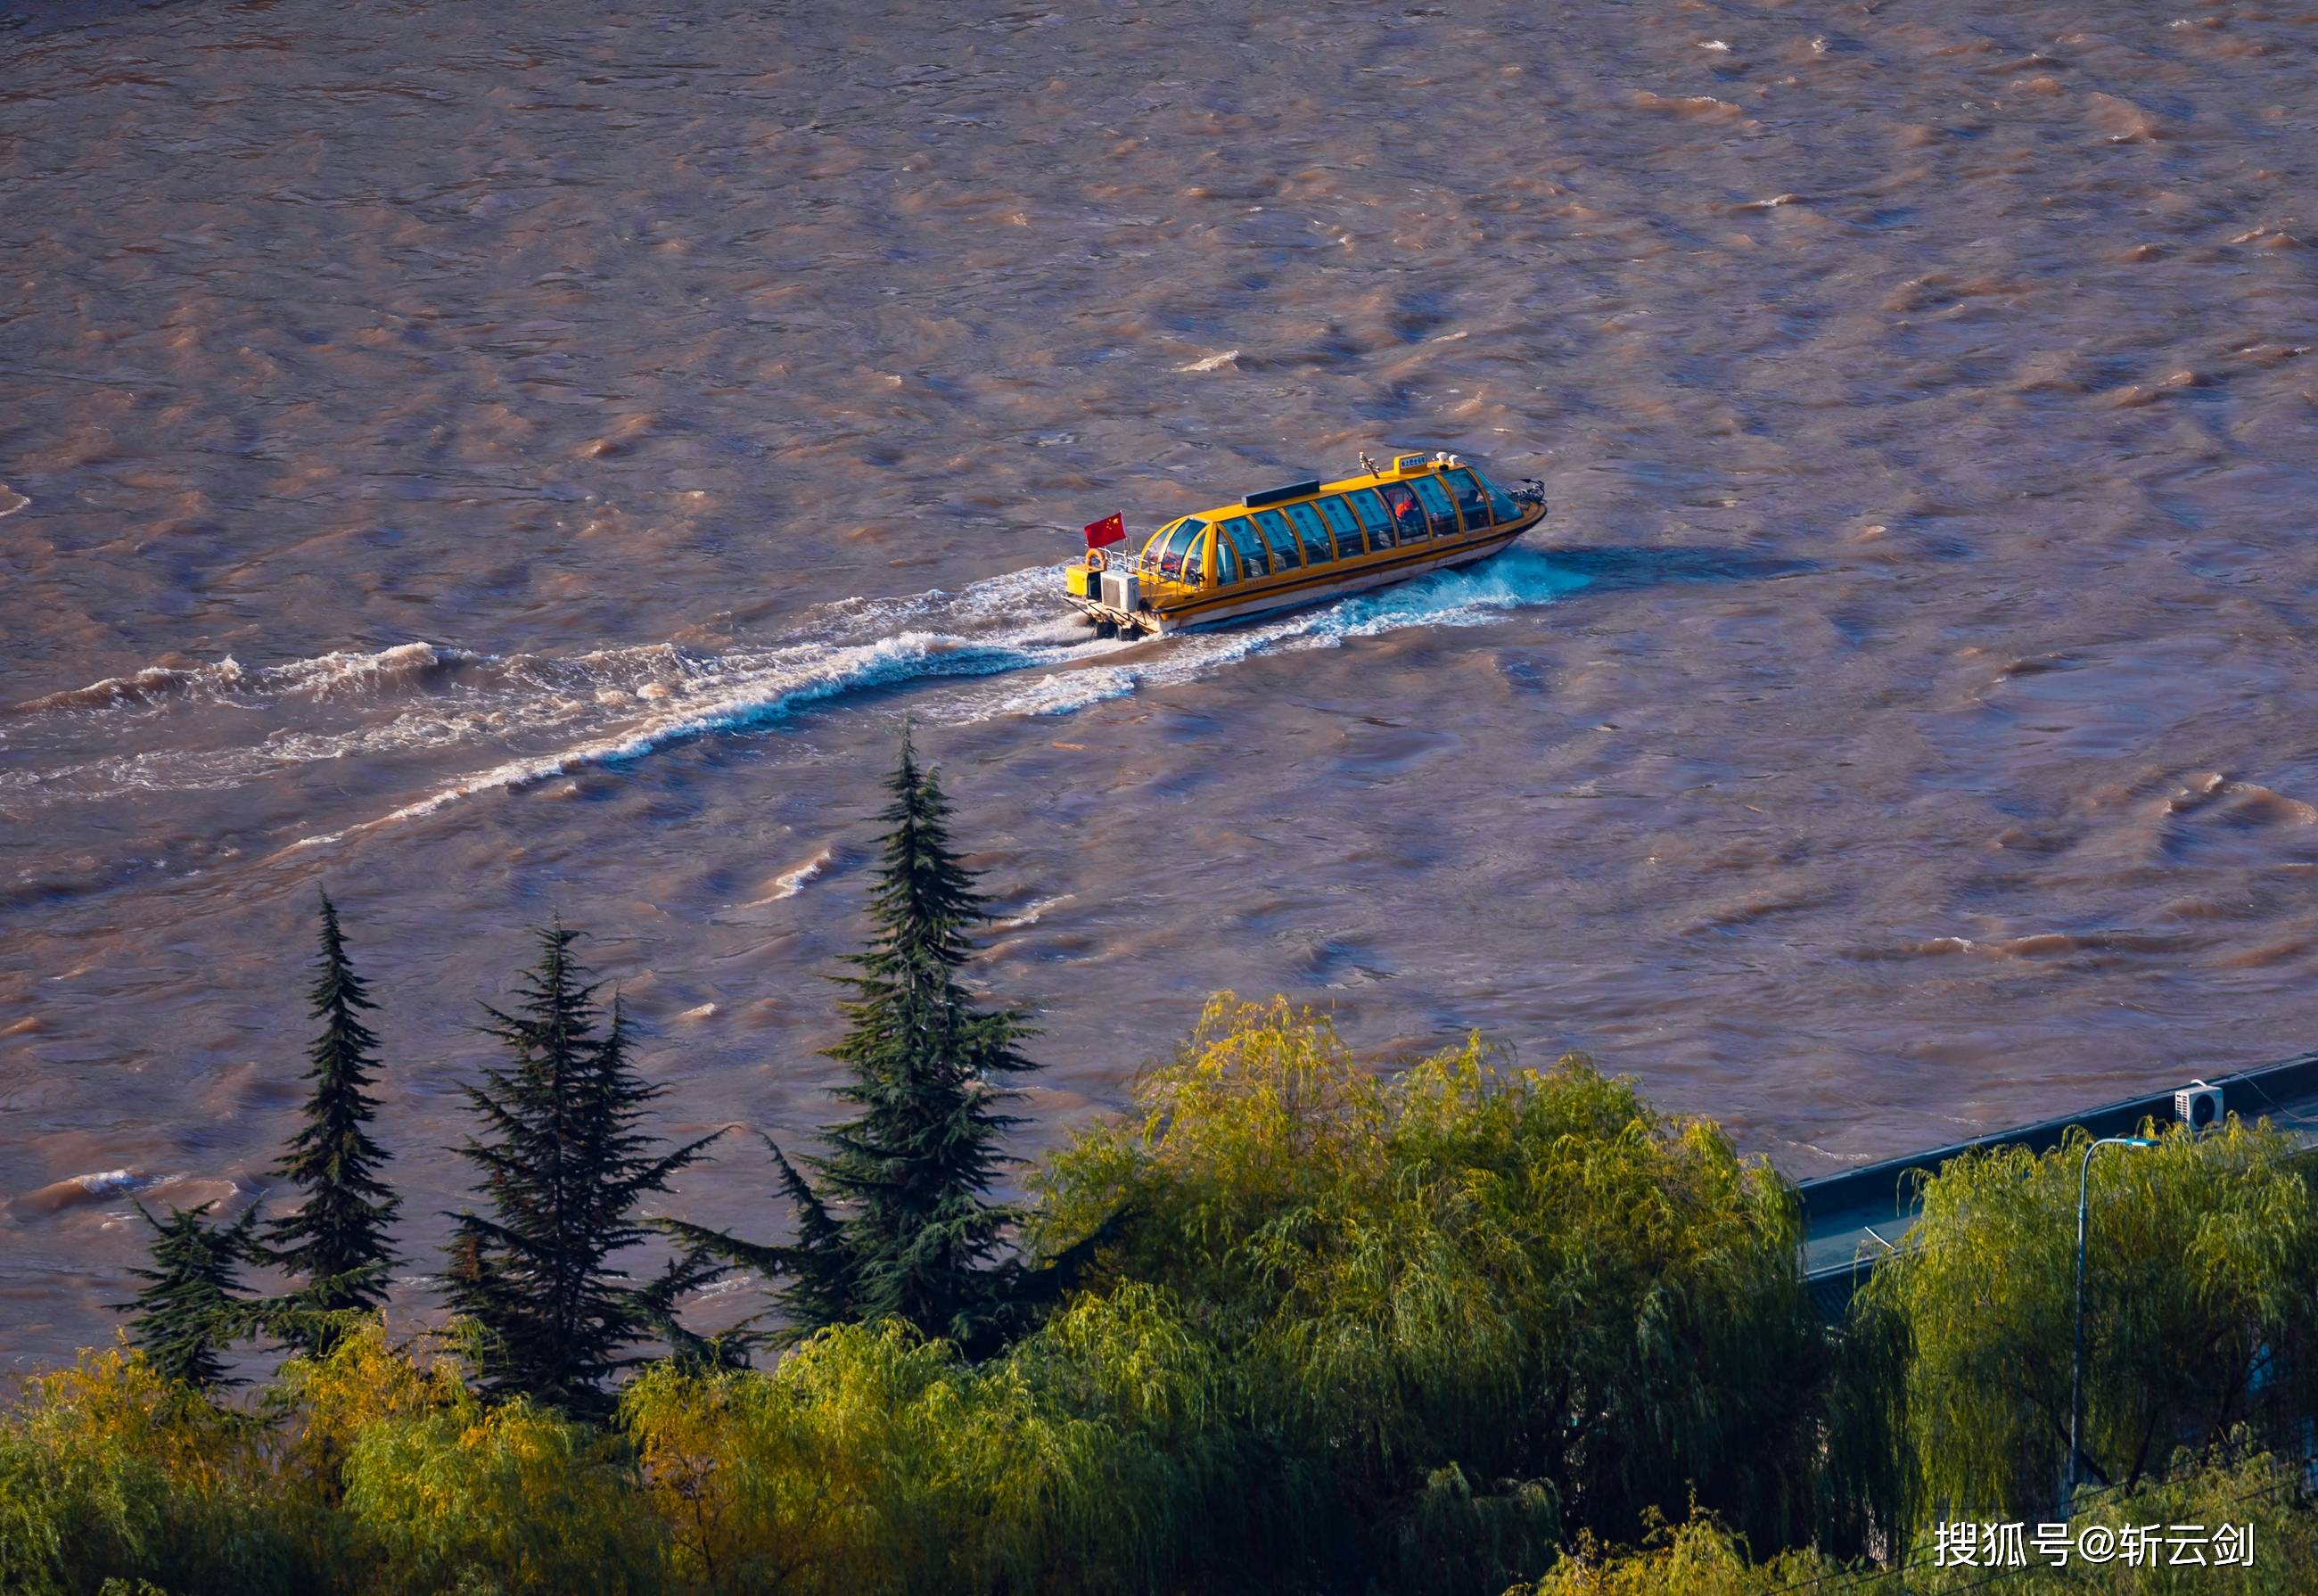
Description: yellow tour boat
xmin=1064 ymin=450 xmax=1548 ymax=637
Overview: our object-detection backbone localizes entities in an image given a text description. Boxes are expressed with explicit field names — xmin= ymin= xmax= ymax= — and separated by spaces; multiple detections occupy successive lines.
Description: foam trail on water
xmin=9 ymin=566 xmax=1117 ymax=809
xmin=956 ymin=548 xmax=1591 ymax=720
xmin=31 ymin=549 xmax=1583 ymax=844
xmin=293 ymin=619 xmax=1123 ymax=847
xmin=12 ymin=641 xmax=485 ymax=714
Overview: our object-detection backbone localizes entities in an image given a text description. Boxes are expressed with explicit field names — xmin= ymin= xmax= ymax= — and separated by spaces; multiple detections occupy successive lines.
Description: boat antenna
xmin=1359 ymin=450 xmax=1378 ymax=476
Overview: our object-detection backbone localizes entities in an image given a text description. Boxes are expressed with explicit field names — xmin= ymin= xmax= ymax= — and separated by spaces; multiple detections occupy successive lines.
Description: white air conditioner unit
xmin=2175 ymin=1080 xmax=2223 ymax=1133
xmin=1101 ymin=569 xmax=1139 ymax=613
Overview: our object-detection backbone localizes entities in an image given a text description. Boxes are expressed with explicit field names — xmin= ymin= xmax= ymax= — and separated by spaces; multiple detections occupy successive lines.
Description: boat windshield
xmin=1143 ymin=517 xmax=1206 ymax=577
xmin=1471 ymin=468 xmax=1524 ymax=523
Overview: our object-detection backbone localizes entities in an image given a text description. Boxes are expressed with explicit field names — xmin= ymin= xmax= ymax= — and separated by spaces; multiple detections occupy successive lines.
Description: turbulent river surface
xmin=3 ymin=0 xmax=2316 ymax=1368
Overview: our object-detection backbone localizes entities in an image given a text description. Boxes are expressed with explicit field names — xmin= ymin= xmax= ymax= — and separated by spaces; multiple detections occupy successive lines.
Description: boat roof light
xmin=1243 ymin=479 xmax=1321 ymax=508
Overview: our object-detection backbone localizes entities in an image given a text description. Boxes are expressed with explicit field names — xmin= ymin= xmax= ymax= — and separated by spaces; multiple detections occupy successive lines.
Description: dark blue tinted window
xmin=1316 ymin=496 xmax=1361 ymax=556
xmin=1253 ymin=509 xmax=1303 ymax=569
xmin=1225 ymin=518 xmax=1270 ymax=577
xmin=1349 ymin=488 xmax=1395 ymax=549
xmin=1443 ymin=469 xmax=1490 ymax=527
xmin=1283 ymin=502 xmax=1333 ymax=564
xmin=1410 ymin=475 xmax=1460 ymax=537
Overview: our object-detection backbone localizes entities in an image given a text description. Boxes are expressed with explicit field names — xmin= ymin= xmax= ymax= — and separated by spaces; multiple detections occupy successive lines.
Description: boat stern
xmin=1064 ymin=558 xmax=1168 ymax=638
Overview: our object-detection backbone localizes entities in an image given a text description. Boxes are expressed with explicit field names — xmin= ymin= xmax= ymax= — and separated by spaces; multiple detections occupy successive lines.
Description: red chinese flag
xmin=1083 ymin=512 xmax=1126 ymax=549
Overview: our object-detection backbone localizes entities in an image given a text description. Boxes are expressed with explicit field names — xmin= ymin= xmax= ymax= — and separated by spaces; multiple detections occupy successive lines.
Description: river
xmin=3 ymin=0 xmax=2314 ymax=1370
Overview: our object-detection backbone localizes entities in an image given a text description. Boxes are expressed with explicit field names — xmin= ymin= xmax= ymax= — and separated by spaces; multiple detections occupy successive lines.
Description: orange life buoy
xmin=1086 ymin=547 xmax=1107 ymax=572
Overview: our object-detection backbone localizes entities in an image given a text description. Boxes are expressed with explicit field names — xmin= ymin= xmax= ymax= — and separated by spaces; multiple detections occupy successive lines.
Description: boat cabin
xmin=1123 ymin=455 xmax=1527 ymax=604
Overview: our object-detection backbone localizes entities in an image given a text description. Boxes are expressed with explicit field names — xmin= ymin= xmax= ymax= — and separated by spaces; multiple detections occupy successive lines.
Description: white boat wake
xmin=4 ymin=549 xmax=1589 ymax=843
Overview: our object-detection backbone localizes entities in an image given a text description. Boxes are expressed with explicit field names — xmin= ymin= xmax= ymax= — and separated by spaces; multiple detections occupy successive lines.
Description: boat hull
xmin=1153 ymin=522 xmax=1532 ymax=634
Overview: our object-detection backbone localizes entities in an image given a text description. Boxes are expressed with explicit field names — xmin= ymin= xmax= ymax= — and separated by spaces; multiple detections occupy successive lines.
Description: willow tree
xmin=265 ymin=891 xmax=400 ymax=1348
xmin=1028 ymin=997 xmax=1829 ymax=1587
xmin=446 ymin=923 xmax=723 ymax=1413
xmin=1859 ymin=1117 xmax=2318 ymax=1519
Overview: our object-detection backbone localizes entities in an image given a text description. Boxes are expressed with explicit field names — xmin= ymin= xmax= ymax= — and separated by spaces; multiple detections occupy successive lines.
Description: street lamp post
xmin=2066 ymin=1134 xmax=2157 ymax=1510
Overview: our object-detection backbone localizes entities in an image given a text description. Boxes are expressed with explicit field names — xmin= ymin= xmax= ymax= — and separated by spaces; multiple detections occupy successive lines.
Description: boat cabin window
xmin=1348 ymin=487 xmax=1395 ymax=549
xmin=1316 ymin=495 xmax=1362 ymax=557
xmin=1283 ymin=501 xmax=1333 ymax=564
xmin=1180 ymin=529 xmax=1207 ymax=585
xmin=1378 ymin=481 xmax=1426 ymax=542
xmin=1212 ymin=530 xmax=1239 ymax=586
xmin=1410 ymin=474 xmax=1461 ymax=537
xmin=1145 ymin=516 xmax=1205 ymax=578
xmin=1252 ymin=508 xmax=1303 ymax=570
xmin=1443 ymin=468 xmax=1491 ymax=528
xmin=1223 ymin=517 xmax=1270 ymax=579
xmin=1474 ymin=469 xmax=1522 ymax=523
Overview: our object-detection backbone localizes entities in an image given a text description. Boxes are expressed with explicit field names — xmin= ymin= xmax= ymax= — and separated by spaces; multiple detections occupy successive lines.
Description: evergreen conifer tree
xmin=679 ymin=728 xmax=1040 ymax=1354
xmin=264 ymin=891 xmax=400 ymax=1346
xmin=118 ymin=1201 xmax=262 ymax=1389
xmin=445 ymin=922 xmax=722 ymax=1412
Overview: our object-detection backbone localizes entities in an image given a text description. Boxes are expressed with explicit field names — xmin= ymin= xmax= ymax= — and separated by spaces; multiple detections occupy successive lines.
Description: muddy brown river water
xmin=2 ymin=0 xmax=2315 ymax=1370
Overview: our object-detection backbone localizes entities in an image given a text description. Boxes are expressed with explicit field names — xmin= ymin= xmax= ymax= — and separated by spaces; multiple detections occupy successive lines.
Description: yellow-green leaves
xmin=1863 ymin=1119 xmax=2318 ymax=1520
xmin=341 ymin=1393 xmax=660 ymax=1596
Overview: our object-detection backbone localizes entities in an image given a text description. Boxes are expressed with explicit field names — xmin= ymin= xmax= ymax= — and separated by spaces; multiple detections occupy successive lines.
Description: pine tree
xmin=265 ymin=891 xmax=400 ymax=1346
xmin=118 ymin=1201 xmax=262 ymax=1389
xmin=680 ymin=728 xmax=1040 ymax=1354
xmin=445 ymin=922 xmax=722 ymax=1412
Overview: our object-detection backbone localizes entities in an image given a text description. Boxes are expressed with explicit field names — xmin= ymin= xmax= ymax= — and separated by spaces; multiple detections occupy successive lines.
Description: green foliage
xmin=812 ymin=728 xmax=1040 ymax=1349
xmin=340 ymin=1386 xmax=662 ymax=1595
xmin=1811 ymin=1286 xmax=1915 ymax=1557
xmin=1521 ymin=1449 xmax=2318 ymax=1592
xmin=265 ymin=891 xmax=401 ymax=1345
xmin=29 ymin=998 xmax=2318 ymax=1595
xmin=115 ymin=1203 xmax=263 ymax=1390
xmin=446 ymin=921 xmax=723 ymax=1414
xmin=621 ymin=1293 xmax=1249 ymax=1596
xmin=0 ymin=1346 xmax=320 ymax=1596
xmin=693 ymin=728 xmax=1040 ymax=1355
xmin=621 ymin=1323 xmax=966 ymax=1594
xmin=1860 ymin=1118 xmax=2318 ymax=1518
xmin=1032 ymin=994 xmax=1827 ymax=1582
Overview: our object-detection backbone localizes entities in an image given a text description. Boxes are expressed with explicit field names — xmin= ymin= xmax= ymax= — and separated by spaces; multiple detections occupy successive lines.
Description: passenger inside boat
xmin=1410 ymin=475 xmax=1460 ymax=537
xmin=1379 ymin=482 xmax=1425 ymax=540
